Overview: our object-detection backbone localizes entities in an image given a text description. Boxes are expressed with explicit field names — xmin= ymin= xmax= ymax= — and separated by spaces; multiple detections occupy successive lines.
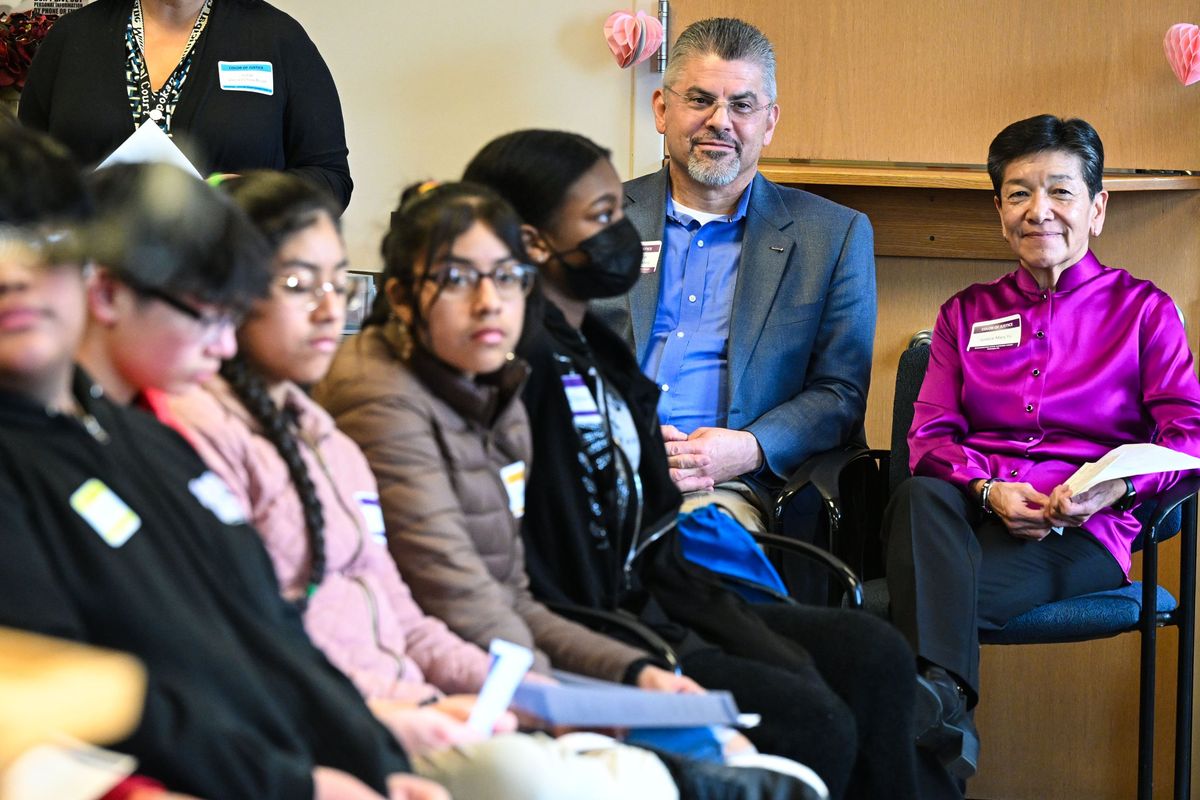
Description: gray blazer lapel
xmin=728 ymin=173 xmax=794 ymax=393
xmin=622 ymin=169 xmax=669 ymax=357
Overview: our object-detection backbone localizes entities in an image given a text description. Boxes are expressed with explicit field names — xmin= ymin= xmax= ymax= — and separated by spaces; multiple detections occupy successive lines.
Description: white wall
xmin=277 ymin=0 xmax=666 ymax=270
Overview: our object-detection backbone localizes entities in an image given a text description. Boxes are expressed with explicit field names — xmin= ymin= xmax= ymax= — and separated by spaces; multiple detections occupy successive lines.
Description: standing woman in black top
xmin=19 ymin=0 xmax=353 ymax=210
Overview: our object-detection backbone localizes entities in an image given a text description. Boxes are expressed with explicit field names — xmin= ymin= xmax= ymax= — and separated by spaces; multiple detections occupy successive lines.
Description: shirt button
xmin=1026 ymin=435 xmax=1035 ymax=442
xmin=661 ymin=383 xmax=670 ymax=392
xmin=676 ymin=331 xmax=685 ymax=338
xmin=697 ymin=240 xmax=705 ymax=248
xmin=1025 ymin=404 xmax=1034 ymax=412
xmin=688 ymin=294 xmax=697 ymax=303
xmin=1041 ymin=293 xmax=1047 ymax=300
xmin=1010 ymin=469 xmax=1019 ymax=477
xmin=1032 ymin=369 xmax=1041 ymax=376
xmin=1036 ymin=330 xmax=1045 ymax=339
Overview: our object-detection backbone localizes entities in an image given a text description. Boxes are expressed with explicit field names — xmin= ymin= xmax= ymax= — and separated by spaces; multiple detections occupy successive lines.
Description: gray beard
xmin=686 ymin=149 xmax=740 ymax=186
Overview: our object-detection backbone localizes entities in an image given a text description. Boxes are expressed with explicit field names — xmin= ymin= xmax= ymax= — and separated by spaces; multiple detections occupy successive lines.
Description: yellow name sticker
xmin=69 ymin=478 xmax=142 ymax=548
xmin=500 ymin=460 xmax=526 ymax=520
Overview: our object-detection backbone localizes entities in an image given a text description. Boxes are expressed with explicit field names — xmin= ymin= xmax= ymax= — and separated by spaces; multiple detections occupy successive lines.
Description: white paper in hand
xmin=96 ymin=121 xmax=203 ymax=179
xmin=466 ymin=639 xmax=534 ymax=736
xmin=1 ymin=738 xmax=136 ymax=800
xmin=1064 ymin=443 xmax=1200 ymax=495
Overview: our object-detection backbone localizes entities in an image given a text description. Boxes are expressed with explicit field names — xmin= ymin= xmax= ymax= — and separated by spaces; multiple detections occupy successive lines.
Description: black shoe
xmin=915 ymin=666 xmax=980 ymax=781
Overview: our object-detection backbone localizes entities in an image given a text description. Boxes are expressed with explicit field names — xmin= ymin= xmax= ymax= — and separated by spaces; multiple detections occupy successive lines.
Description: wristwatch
xmin=1112 ymin=477 xmax=1137 ymax=512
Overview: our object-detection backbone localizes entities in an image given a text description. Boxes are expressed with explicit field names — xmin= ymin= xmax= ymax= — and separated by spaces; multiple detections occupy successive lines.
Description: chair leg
xmin=1140 ymin=548 xmax=1160 ymax=800
xmin=1175 ymin=500 xmax=1197 ymax=800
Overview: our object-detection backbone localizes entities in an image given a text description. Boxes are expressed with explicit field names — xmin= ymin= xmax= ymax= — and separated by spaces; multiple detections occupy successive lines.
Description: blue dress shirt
xmin=640 ymin=184 xmax=753 ymax=432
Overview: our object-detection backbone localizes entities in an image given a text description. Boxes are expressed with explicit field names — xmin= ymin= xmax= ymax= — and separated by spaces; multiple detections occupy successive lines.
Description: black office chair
xmin=780 ymin=334 xmax=1197 ymax=800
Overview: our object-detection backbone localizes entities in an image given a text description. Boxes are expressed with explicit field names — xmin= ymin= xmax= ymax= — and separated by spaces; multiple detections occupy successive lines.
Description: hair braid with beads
xmin=220 ymin=356 xmax=326 ymax=607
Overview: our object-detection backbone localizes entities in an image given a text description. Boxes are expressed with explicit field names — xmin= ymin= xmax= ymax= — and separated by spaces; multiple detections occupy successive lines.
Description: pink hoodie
xmin=167 ymin=377 xmax=492 ymax=704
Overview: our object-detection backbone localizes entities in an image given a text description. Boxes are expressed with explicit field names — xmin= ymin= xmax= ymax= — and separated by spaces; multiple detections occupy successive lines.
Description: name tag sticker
xmin=189 ymin=471 xmax=247 ymax=526
xmin=70 ymin=479 xmax=141 ymax=548
xmin=354 ymin=491 xmax=387 ymax=546
xmin=499 ymin=461 xmax=526 ymax=519
xmin=217 ymin=61 xmax=274 ymax=95
xmin=640 ymin=241 xmax=662 ymax=274
xmin=967 ymin=313 xmax=1022 ymax=351
xmin=562 ymin=374 xmax=601 ymax=425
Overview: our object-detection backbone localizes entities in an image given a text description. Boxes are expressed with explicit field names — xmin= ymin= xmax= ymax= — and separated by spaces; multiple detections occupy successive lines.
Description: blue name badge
xmin=217 ymin=61 xmax=274 ymax=95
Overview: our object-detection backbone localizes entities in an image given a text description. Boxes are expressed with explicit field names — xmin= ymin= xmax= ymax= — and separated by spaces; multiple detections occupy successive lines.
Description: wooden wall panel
xmin=673 ymin=0 xmax=1200 ymax=170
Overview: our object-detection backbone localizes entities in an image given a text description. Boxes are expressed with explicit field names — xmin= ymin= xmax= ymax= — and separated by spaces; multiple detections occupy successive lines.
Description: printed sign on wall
xmin=34 ymin=0 xmax=90 ymax=14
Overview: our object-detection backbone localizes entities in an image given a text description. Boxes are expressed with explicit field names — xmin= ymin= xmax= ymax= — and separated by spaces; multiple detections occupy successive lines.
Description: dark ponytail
xmin=220 ymin=356 xmax=326 ymax=606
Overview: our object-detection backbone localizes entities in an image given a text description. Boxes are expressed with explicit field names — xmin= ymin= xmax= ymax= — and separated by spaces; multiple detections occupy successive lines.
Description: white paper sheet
xmin=465 ymin=639 xmax=534 ymax=736
xmin=1 ymin=739 xmax=136 ymax=800
xmin=95 ymin=121 xmax=202 ymax=179
xmin=1064 ymin=443 xmax=1200 ymax=495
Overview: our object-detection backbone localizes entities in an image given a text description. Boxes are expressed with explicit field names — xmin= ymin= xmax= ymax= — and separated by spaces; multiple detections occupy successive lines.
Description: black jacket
xmin=519 ymin=304 xmax=811 ymax=668
xmin=19 ymin=0 xmax=352 ymax=208
xmin=0 ymin=372 xmax=407 ymax=798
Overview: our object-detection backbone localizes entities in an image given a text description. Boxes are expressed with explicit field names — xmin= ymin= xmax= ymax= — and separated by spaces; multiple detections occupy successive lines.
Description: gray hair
xmin=663 ymin=17 xmax=777 ymax=102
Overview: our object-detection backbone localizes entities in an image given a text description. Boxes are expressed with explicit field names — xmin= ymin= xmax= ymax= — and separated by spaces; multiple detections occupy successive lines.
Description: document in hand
xmin=1064 ymin=443 xmax=1200 ymax=495
xmin=511 ymin=670 xmax=742 ymax=728
xmin=96 ymin=121 xmax=203 ymax=179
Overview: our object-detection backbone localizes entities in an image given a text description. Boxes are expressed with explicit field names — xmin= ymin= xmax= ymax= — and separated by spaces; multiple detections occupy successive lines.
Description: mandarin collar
xmin=1014 ymin=250 xmax=1105 ymax=298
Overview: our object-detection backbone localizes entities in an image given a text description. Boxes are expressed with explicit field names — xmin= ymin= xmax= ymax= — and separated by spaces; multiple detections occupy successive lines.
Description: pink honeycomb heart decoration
xmin=605 ymin=10 xmax=664 ymax=69
xmin=1164 ymin=23 xmax=1200 ymax=86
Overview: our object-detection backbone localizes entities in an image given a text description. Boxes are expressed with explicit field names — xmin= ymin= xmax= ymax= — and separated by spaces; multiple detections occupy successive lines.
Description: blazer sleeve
xmin=331 ymin=389 xmax=558 ymax=675
xmin=0 ymin=477 xmax=316 ymax=800
xmin=745 ymin=211 xmax=877 ymax=479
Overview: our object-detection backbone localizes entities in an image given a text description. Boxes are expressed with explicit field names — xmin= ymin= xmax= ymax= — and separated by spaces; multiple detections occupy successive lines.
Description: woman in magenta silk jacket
xmin=884 ymin=114 xmax=1200 ymax=781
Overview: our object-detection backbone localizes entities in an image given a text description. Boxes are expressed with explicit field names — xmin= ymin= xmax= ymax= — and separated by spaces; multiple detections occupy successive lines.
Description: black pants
xmin=680 ymin=603 xmax=924 ymax=800
xmin=883 ymin=476 xmax=1125 ymax=698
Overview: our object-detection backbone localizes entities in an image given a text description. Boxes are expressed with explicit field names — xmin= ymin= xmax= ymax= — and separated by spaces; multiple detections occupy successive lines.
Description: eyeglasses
xmin=663 ymin=86 xmax=772 ymax=119
xmin=130 ymin=282 xmax=243 ymax=331
xmin=422 ymin=263 xmax=536 ymax=299
xmin=275 ymin=272 xmax=364 ymax=314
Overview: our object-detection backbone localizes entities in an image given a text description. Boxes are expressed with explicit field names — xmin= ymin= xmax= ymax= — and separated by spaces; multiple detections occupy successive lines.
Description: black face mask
xmin=553 ymin=217 xmax=643 ymax=300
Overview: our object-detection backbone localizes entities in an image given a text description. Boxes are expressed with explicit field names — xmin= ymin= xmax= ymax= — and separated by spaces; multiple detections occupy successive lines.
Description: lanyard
xmin=125 ymin=0 xmax=212 ymax=132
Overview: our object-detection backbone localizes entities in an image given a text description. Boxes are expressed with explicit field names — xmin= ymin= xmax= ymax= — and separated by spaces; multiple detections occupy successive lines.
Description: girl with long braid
xmin=166 ymin=171 xmax=688 ymax=800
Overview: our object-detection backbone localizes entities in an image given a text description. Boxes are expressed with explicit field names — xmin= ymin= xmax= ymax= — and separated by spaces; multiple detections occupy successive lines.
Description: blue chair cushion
xmin=981 ymin=583 xmax=1178 ymax=645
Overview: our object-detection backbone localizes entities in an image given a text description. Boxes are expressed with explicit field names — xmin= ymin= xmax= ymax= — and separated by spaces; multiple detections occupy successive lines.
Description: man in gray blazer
xmin=593 ymin=17 xmax=877 ymax=530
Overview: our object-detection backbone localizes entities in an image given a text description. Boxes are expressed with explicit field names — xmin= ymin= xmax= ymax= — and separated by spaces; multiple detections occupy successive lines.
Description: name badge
xmin=499 ymin=461 xmax=526 ymax=519
xmin=640 ymin=241 xmax=662 ymax=274
xmin=70 ymin=479 xmax=141 ymax=548
xmin=562 ymin=374 xmax=601 ymax=425
xmin=354 ymin=491 xmax=387 ymax=546
xmin=189 ymin=471 xmax=247 ymax=526
xmin=217 ymin=61 xmax=274 ymax=95
xmin=967 ymin=313 xmax=1022 ymax=351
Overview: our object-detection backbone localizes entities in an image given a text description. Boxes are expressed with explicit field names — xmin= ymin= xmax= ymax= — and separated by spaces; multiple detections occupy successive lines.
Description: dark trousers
xmin=681 ymin=602 xmax=925 ymax=800
xmin=883 ymin=476 xmax=1125 ymax=697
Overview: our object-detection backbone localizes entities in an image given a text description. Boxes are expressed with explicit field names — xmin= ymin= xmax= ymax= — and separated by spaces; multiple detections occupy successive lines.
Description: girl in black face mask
xmin=466 ymin=130 xmax=933 ymax=800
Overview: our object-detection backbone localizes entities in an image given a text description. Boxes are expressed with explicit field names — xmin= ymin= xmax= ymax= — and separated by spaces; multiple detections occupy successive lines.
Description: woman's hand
xmin=371 ymin=704 xmax=484 ymax=757
xmin=387 ymin=775 xmax=451 ymax=800
xmin=635 ymin=665 xmax=705 ymax=694
xmin=1045 ymin=479 xmax=1127 ymax=529
xmin=428 ymin=694 xmax=518 ymax=735
xmin=985 ymin=481 xmax=1053 ymax=540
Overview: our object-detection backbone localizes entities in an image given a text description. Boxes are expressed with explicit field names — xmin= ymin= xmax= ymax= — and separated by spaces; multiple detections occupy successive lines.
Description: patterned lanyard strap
xmin=125 ymin=0 xmax=212 ymax=133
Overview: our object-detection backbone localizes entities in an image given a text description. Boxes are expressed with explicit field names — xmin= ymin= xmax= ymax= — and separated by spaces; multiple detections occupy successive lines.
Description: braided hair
xmin=217 ymin=171 xmax=342 ymax=608
xmin=220 ymin=356 xmax=326 ymax=606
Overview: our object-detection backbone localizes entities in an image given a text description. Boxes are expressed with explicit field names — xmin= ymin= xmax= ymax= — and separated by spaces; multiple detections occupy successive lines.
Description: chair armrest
xmin=544 ymin=602 xmax=682 ymax=674
xmin=773 ymin=445 xmax=879 ymax=531
xmin=751 ymin=531 xmax=864 ymax=609
xmin=1143 ymin=474 xmax=1200 ymax=545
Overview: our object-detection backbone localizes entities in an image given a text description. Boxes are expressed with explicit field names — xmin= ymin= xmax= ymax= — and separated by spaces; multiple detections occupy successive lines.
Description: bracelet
xmin=980 ymin=479 xmax=996 ymax=514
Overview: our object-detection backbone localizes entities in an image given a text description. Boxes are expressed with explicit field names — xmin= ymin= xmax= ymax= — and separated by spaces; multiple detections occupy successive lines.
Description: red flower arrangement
xmin=0 ymin=12 xmax=58 ymax=91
